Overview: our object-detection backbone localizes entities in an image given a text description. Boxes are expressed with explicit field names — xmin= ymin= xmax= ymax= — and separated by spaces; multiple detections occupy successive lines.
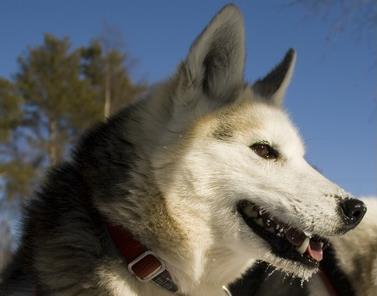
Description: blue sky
xmin=0 ymin=0 xmax=376 ymax=196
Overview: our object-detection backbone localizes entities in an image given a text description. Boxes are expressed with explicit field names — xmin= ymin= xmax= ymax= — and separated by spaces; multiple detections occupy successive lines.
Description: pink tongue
xmin=306 ymin=240 xmax=323 ymax=262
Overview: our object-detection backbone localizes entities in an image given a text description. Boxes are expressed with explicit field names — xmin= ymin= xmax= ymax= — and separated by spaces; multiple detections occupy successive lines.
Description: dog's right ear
xmin=177 ymin=4 xmax=245 ymax=103
xmin=252 ymin=49 xmax=296 ymax=106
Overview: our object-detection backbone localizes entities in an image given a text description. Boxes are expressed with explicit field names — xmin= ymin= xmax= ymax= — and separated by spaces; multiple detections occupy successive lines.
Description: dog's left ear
xmin=252 ymin=49 xmax=296 ymax=106
xmin=179 ymin=4 xmax=245 ymax=102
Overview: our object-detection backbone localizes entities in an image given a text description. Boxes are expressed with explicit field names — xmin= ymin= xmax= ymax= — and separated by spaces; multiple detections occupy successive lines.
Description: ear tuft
xmin=252 ymin=49 xmax=296 ymax=106
xmin=182 ymin=4 xmax=245 ymax=101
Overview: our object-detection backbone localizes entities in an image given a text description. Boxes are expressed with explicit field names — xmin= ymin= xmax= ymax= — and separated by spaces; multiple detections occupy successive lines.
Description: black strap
xmin=152 ymin=269 xmax=179 ymax=293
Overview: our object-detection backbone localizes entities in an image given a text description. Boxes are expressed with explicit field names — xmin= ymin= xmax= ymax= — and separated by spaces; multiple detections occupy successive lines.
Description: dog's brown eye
xmin=250 ymin=143 xmax=279 ymax=160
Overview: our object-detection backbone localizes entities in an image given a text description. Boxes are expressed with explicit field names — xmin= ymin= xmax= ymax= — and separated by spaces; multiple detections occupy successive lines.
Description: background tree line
xmin=0 ymin=33 xmax=145 ymax=270
xmin=0 ymin=33 xmax=145 ymax=201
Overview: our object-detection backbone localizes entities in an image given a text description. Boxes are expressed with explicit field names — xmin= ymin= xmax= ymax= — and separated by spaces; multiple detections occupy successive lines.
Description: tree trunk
xmin=104 ymin=65 xmax=111 ymax=119
xmin=48 ymin=119 xmax=59 ymax=166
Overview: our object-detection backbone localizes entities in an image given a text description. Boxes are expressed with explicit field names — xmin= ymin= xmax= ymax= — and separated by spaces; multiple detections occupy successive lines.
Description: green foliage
xmin=17 ymin=35 xmax=101 ymax=134
xmin=0 ymin=78 xmax=22 ymax=142
xmin=0 ymin=33 xmax=145 ymax=201
xmin=0 ymin=160 xmax=37 ymax=200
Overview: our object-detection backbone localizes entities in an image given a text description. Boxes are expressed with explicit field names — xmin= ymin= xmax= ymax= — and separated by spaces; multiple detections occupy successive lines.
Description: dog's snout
xmin=339 ymin=198 xmax=367 ymax=229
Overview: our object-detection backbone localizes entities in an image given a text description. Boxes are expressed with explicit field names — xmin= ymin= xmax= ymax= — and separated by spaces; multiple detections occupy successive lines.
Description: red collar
xmin=106 ymin=223 xmax=179 ymax=293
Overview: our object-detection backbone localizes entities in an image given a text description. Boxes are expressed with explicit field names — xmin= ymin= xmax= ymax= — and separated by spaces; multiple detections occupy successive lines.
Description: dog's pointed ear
xmin=179 ymin=4 xmax=245 ymax=101
xmin=252 ymin=49 xmax=296 ymax=106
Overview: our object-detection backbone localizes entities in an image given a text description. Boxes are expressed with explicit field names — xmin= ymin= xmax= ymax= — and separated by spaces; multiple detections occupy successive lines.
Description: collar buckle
xmin=128 ymin=250 xmax=166 ymax=282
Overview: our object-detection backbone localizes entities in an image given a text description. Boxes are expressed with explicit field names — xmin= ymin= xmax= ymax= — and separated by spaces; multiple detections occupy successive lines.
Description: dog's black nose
xmin=340 ymin=198 xmax=367 ymax=229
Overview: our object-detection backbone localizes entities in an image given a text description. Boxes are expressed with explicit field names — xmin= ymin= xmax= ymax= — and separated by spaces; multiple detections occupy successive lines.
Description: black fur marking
xmin=229 ymin=262 xmax=309 ymax=296
xmin=74 ymin=106 xmax=138 ymax=204
xmin=228 ymin=261 xmax=272 ymax=295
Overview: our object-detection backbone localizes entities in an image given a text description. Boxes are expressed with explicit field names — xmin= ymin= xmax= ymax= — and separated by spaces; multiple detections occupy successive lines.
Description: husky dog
xmin=0 ymin=4 xmax=367 ymax=296
xmin=230 ymin=198 xmax=377 ymax=296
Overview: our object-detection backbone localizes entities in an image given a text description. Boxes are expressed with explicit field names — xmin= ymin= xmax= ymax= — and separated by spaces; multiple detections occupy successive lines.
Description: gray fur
xmin=182 ymin=4 xmax=245 ymax=102
xmin=253 ymin=49 xmax=296 ymax=106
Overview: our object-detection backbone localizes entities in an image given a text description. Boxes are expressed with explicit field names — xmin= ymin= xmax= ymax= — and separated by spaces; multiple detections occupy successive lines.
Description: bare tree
xmin=290 ymin=0 xmax=377 ymax=46
xmin=81 ymin=25 xmax=145 ymax=120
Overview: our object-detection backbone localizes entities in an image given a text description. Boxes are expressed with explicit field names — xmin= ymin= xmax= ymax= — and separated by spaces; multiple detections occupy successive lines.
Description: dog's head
xmin=145 ymin=5 xmax=367 ymax=280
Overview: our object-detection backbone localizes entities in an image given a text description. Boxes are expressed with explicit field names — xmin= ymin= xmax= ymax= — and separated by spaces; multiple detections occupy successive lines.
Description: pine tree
xmin=0 ymin=78 xmax=35 ymax=200
xmin=16 ymin=34 xmax=101 ymax=166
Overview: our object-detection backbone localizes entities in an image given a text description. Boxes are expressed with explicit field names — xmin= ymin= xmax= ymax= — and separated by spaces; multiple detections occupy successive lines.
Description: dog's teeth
xmin=264 ymin=218 xmax=272 ymax=227
xmin=276 ymin=228 xmax=286 ymax=237
xmin=275 ymin=224 xmax=281 ymax=230
xmin=304 ymin=231 xmax=312 ymax=238
xmin=276 ymin=227 xmax=285 ymax=237
xmin=258 ymin=210 xmax=263 ymax=216
xmin=296 ymin=237 xmax=310 ymax=254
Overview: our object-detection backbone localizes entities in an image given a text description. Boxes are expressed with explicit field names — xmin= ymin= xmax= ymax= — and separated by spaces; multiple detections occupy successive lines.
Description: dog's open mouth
xmin=237 ymin=200 xmax=328 ymax=268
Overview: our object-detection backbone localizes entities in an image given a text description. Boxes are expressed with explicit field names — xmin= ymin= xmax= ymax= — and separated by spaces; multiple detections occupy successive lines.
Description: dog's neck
xmin=100 ymin=207 xmax=252 ymax=296
xmin=91 ymin=151 xmax=254 ymax=295
xmin=102 ymin=216 xmax=253 ymax=295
